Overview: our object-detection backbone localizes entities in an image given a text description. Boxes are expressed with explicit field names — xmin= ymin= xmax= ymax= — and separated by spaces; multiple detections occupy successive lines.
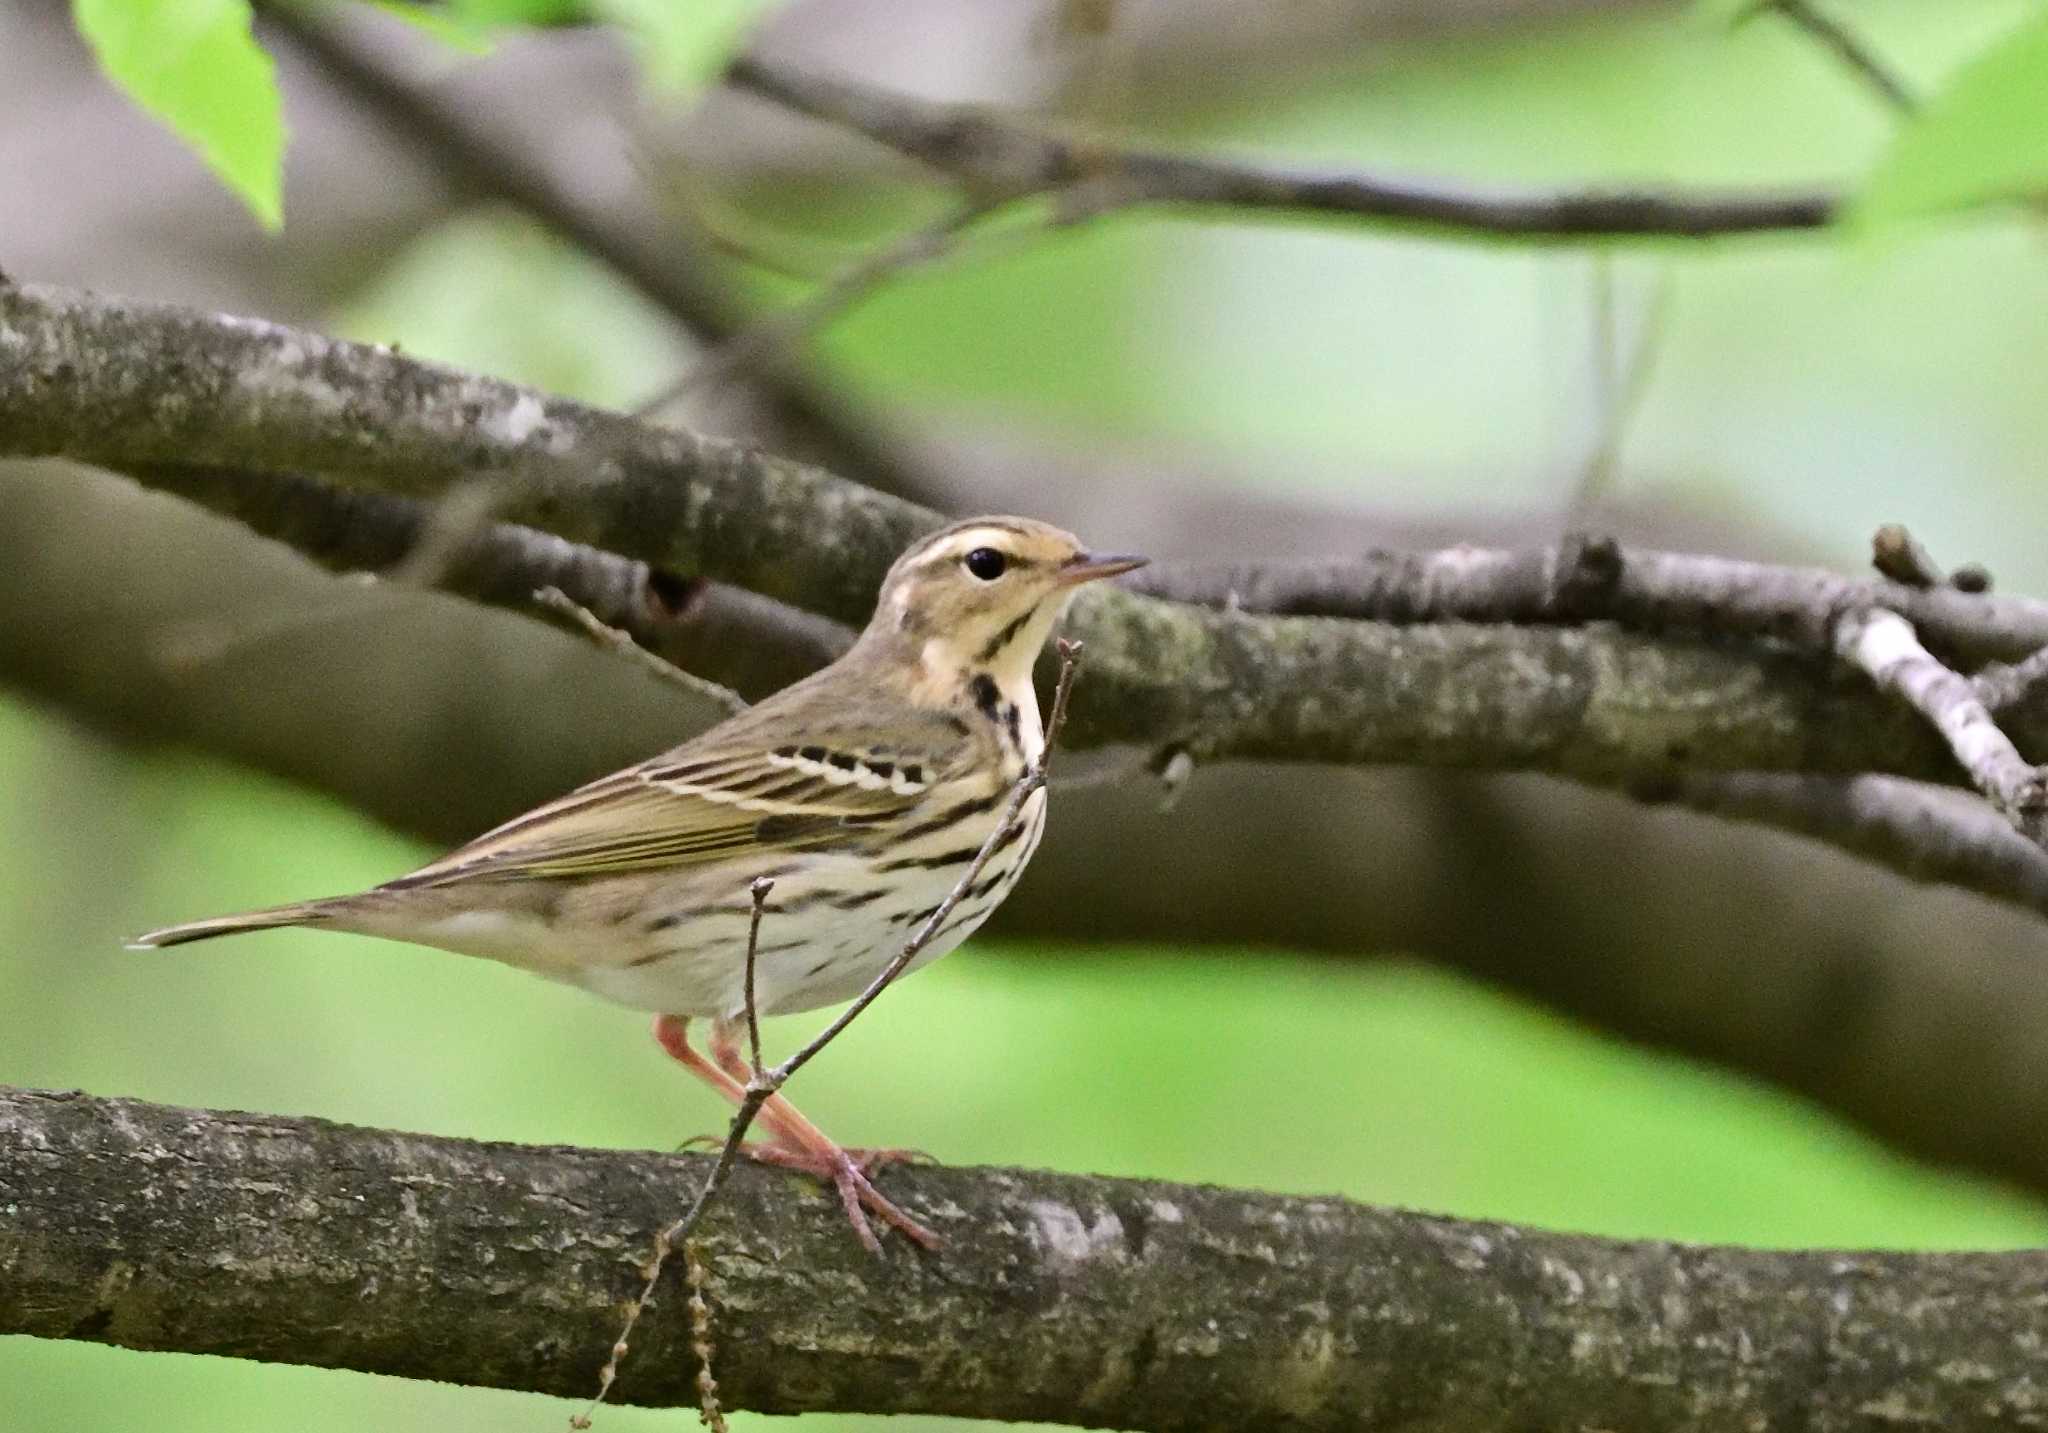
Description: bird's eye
xmin=963 ymin=547 xmax=1008 ymax=581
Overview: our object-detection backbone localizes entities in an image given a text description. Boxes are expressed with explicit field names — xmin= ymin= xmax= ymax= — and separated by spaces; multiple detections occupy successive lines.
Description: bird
xmin=130 ymin=515 xmax=1146 ymax=1253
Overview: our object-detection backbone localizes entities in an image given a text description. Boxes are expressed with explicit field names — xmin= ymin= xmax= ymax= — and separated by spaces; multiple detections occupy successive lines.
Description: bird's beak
xmin=1057 ymin=550 xmax=1149 ymax=586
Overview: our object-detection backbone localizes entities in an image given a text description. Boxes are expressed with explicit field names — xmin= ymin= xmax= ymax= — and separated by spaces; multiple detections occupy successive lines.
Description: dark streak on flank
xmin=895 ymin=789 xmax=1007 ymax=842
xmin=877 ymin=843 xmax=981 ymax=873
xmin=827 ymin=888 xmax=888 ymax=909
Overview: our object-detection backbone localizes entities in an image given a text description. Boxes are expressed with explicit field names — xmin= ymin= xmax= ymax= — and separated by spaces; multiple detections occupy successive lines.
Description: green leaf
xmin=71 ymin=0 xmax=285 ymax=230
xmin=449 ymin=0 xmax=591 ymax=22
xmin=589 ymin=0 xmax=766 ymax=91
xmin=1854 ymin=8 xmax=2048 ymax=225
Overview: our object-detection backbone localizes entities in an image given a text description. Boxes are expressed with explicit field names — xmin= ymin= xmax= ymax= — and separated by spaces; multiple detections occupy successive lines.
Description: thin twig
xmin=1835 ymin=607 xmax=2048 ymax=843
xmin=742 ymin=877 xmax=773 ymax=1077
xmin=576 ymin=641 xmax=1085 ymax=1423
xmin=1573 ymin=260 xmax=1673 ymax=511
xmin=1767 ymin=0 xmax=1918 ymax=114
xmin=727 ymin=55 xmax=1839 ymax=240
xmin=1976 ymin=645 xmax=2048 ymax=712
xmin=682 ymin=1241 xmax=728 ymax=1433
xmin=638 ymin=197 xmax=1005 ymax=416
xmin=1871 ymin=523 xmax=1948 ymax=589
xmin=534 ymin=586 xmax=749 ymax=714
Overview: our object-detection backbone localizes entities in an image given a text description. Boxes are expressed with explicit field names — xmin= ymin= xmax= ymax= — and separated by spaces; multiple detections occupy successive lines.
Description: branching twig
xmin=726 ymin=54 xmax=1839 ymax=241
xmin=533 ymin=586 xmax=749 ymax=713
xmin=580 ymin=641 xmax=1085 ymax=1418
xmin=741 ymin=876 xmax=773 ymax=1076
xmin=1835 ymin=606 xmax=2048 ymax=843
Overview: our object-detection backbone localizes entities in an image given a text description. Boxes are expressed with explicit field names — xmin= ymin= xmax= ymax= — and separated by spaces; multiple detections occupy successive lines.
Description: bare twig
xmin=1573 ymin=260 xmax=1673 ymax=510
xmin=533 ymin=585 xmax=749 ymax=713
xmin=682 ymin=1241 xmax=727 ymax=1433
xmin=1871 ymin=523 xmax=1946 ymax=589
xmin=1835 ymin=606 xmax=2048 ymax=842
xmin=742 ymin=876 xmax=773 ymax=1076
xmin=639 ymin=197 xmax=1005 ymax=416
xmin=726 ymin=54 xmax=1839 ymax=241
xmin=1974 ymin=645 xmax=2048 ymax=712
xmin=1766 ymin=0 xmax=1918 ymax=114
xmin=581 ymin=642 xmax=1085 ymax=1417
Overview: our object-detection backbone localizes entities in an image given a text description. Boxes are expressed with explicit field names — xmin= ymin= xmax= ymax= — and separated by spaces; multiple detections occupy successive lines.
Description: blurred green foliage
xmin=16 ymin=2 xmax=2048 ymax=1431
xmin=1857 ymin=5 xmax=2048 ymax=221
xmin=69 ymin=0 xmax=284 ymax=228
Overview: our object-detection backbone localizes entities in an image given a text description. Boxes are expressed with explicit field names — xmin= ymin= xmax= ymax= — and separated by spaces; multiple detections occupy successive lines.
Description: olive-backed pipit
xmin=132 ymin=516 xmax=1145 ymax=1251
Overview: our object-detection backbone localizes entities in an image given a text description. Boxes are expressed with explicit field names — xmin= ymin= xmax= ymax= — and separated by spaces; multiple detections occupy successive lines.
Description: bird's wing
xmin=384 ymin=734 xmax=956 ymax=889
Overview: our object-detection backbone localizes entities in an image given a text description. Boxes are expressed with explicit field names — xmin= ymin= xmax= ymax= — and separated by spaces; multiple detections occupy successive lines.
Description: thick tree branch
xmin=1124 ymin=539 xmax=2048 ymax=668
xmin=18 ymin=282 xmax=2048 ymax=932
xmin=126 ymin=460 xmax=850 ymax=702
xmin=0 ymin=281 xmax=2012 ymax=789
xmin=6 ymin=1086 xmax=2046 ymax=1432
xmin=724 ymin=55 xmax=1839 ymax=242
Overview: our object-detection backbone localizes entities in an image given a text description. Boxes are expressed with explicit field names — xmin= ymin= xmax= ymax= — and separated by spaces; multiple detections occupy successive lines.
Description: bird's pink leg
xmin=651 ymin=1015 xmax=937 ymax=1253
xmin=705 ymin=1020 xmax=933 ymax=1176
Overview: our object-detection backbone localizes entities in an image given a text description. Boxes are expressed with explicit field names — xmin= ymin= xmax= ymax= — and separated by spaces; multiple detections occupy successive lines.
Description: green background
xmin=10 ymin=1 xmax=2048 ymax=1428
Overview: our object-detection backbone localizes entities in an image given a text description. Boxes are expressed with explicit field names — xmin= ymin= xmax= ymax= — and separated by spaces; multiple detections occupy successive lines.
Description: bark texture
xmin=5 ymin=1086 xmax=2047 ymax=1432
xmin=0 ymin=282 xmax=2013 ymax=789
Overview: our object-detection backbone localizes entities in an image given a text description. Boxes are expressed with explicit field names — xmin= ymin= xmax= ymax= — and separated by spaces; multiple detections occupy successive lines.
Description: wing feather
xmin=383 ymin=738 xmax=946 ymax=889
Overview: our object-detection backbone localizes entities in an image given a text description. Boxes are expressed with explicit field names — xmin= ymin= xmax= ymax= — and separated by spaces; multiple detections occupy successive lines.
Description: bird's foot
xmin=743 ymin=1139 xmax=941 ymax=1253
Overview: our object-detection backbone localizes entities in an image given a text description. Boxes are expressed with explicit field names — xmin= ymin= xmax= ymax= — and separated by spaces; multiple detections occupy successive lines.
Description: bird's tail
xmin=126 ymin=901 xmax=336 ymax=950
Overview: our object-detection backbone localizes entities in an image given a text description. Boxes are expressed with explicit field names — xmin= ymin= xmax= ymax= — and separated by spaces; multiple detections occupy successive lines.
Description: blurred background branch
xmin=725 ymin=52 xmax=1842 ymax=238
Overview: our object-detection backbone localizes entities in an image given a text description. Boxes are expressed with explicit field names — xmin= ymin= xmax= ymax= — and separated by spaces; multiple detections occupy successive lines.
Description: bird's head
xmin=865 ymin=516 xmax=1147 ymax=695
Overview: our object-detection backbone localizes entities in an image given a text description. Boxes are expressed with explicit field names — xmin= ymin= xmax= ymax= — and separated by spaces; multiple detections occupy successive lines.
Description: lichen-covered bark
xmin=0 ymin=283 xmax=2013 ymax=793
xmin=4 ymin=1086 xmax=2046 ymax=1431
xmin=0 ymin=284 xmax=935 ymax=624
